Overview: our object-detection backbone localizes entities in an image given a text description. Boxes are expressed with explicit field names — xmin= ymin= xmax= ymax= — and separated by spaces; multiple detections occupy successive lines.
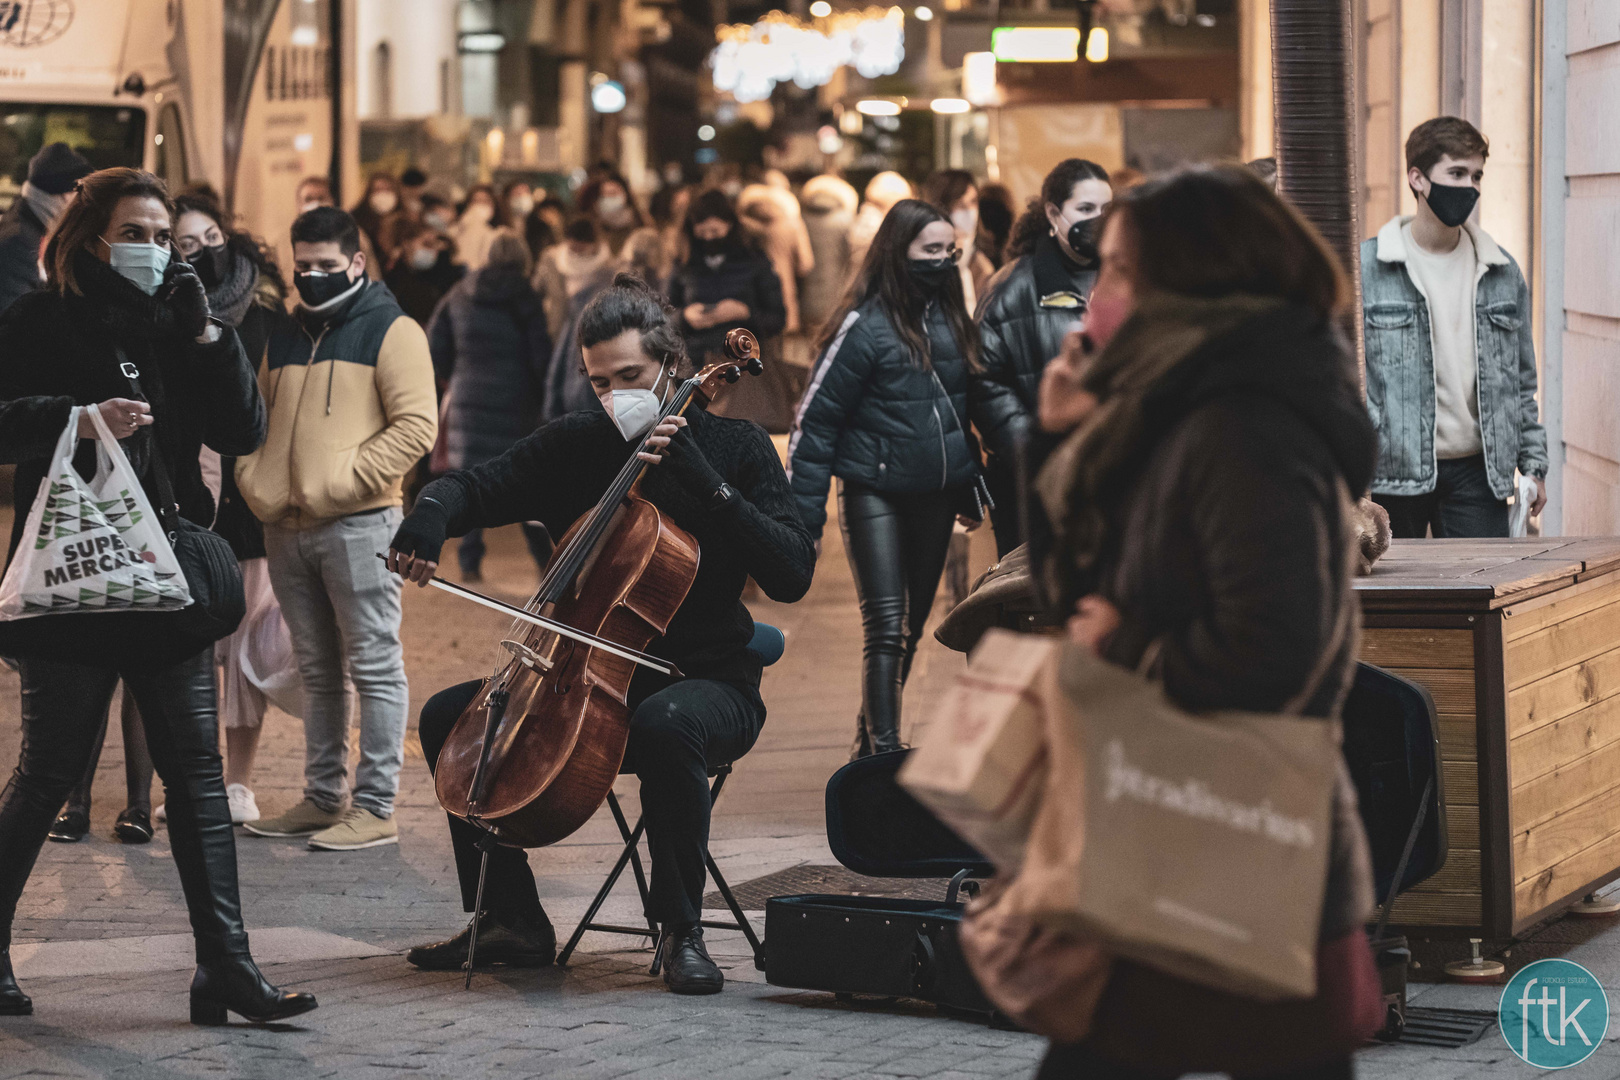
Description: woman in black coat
xmin=788 ymin=199 xmax=986 ymax=758
xmin=972 ymin=159 xmax=1112 ymax=555
xmin=426 ymin=228 xmax=553 ymax=579
xmin=0 ymin=169 xmax=315 ymax=1026
xmin=1032 ymin=166 xmax=1380 ymax=1079
xmin=668 ymin=189 xmax=786 ymax=367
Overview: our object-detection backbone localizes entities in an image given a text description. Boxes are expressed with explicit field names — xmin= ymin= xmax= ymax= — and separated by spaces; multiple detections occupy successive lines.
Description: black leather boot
xmin=661 ymin=924 xmax=723 ymax=995
xmin=406 ymin=911 xmax=556 ymax=971
xmin=189 ymin=954 xmax=317 ymax=1025
xmin=1 ymin=950 xmax=30 ymax=1016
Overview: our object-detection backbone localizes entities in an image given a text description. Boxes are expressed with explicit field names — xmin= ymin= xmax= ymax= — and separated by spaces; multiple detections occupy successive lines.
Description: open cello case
xmin=763 ymin=748 xmax=996 ymax=1015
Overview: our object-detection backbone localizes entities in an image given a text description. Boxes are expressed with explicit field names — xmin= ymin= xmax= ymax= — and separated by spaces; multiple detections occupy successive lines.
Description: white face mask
xmin=598 ymin=365 xmax=673 ymax=442
xmin=369 ymin=190 xmax=398 ymax=215
xmin=409 ymin=246 xmax=439 ymax=271
xmin=464 ymin=202 xmax=493 ymax=225
xmin=509 ymin=194 xmax=535 ymax=217
xmin=597 ymin=194 xmax=627 ymax=215
xmin=951 ymin=206 xmax=978 ymax=239
xmin=104 ymin=240 xmax=170 ymax=295
xmin=300 ymin=200 xmax=326 ymax=214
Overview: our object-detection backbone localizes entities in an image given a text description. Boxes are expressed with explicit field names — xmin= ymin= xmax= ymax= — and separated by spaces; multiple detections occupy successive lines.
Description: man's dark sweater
xmin=400 ymin=405 xmax=816 ymax=688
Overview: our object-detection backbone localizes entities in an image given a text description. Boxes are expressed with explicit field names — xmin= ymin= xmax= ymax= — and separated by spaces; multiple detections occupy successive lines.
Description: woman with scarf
xmin=448 ymin=184 xmax=509 ymax=272
xmin=350 ymin=172 xmax=403 ymax=267
xmin=972 ymin=159 xmax=1112 ymax=556
xmin=577 ymin=173 xmax=644 ymax=256
xmin=1031 ymin=165 xmax=1380 ymax=1078
xmin=0 ymin=169 xmax=315 ymax=1025
xmin=788 ymin=199 xmax=986 ymax=758
xmin=170 ymin=192 xmax=299 ymax=826
xmin=426 ymin=228 xmax=553 ymax=580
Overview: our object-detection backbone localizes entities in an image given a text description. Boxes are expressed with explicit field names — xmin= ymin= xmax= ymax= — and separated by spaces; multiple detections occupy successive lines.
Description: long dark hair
xmin=579 ymin=272 xmax=691 ymax=374
xmin=1007 ymin=158 xmax=1110 ymax=259
xmin=173 ymin=189 xmax=287 ymax=296
xmin=682 ymin=189 xmax=750 ymax=260
xmin=44 ymin=168 xmax=172 ymax=296
xmin=818 ymin=198 xmax=980 ymax=371
xmin=1109 ymin=165 xmax=1350 ymax=319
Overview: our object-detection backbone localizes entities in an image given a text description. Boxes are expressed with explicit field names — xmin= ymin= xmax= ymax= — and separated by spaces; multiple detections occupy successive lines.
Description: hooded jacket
xmin=788 ymin=295 xmax=983 ymax=540
xmin=427 ymin=263 xmax=551 ymax=470
xmin=0 ymin=197 xmax=48 ymax=316
xmin=235 ymin=279 xmax=437 ymax=529
xmin=1037 ymin=297 xmax=1377 ymax=944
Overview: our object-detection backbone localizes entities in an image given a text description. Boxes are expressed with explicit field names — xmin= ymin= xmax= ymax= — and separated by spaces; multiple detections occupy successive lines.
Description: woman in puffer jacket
xmin=788 ymin=198 xmax=986 ymax=758
xmin=973 ymin=159 xmax=1112 ymax=555
xmin=1032 ymin=165 xmax=1381 ymax=1078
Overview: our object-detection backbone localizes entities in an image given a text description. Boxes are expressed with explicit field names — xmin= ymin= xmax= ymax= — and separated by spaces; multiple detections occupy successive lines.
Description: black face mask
xmin=1422 ymin=182 xmax=1480 ymax=229
xmin=294 ymin=269 xmax=357 ymax=309
xmin=908 ymin=257 xmax=955 ymax=292
xmin=192 ymin=243 xmax=231 ymax=290
xmin=694 ymin=236 xmax=730 ymax=258
xmin=1066 ymin=216 xmax=1101 ymax=263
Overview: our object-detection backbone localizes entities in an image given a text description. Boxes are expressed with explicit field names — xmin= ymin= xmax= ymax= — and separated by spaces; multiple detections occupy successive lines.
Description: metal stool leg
xmin=557 ymin=792 xmax=659 ymax=966
xmin=606 ymin=790 xmax=658 ymax=936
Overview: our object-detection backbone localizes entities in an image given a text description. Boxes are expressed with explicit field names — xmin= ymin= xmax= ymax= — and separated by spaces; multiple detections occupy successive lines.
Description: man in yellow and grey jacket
xmin=237 ymin=206 xmax=437 ymax=853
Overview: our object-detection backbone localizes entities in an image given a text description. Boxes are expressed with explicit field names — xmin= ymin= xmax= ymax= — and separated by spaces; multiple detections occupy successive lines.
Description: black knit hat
xmin=27 ymin=142 xmax=92 ymax=195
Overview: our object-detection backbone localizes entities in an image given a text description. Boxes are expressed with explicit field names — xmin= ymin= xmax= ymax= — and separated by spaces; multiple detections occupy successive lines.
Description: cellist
xmin=385 ymin=274 xmax=815 ymax=994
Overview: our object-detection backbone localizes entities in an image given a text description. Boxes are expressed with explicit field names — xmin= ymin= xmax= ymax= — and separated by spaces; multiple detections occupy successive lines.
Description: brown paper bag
xmin=898 ymin=631 xmax=1057 ymax=872
xmin=1002 ymin=643 xmax=1337 ymax=1001
xmin=958 ymin=880 xmax=1113 ymax=1042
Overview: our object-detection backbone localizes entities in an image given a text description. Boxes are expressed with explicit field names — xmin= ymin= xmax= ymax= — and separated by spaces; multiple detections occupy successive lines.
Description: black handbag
xmin=0 ymin=350 xmax=245 ymax=669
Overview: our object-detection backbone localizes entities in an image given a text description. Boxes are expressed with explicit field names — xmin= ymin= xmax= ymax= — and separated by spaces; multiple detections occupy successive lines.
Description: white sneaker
xmin=153 ymin=803 xmax=167 ymax=824
xmin=227 ymin=784 xmax=261 ymax=824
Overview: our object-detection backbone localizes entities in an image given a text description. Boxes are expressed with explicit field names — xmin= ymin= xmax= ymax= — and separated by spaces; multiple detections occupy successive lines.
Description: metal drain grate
xmin=702 ymin=864 xmax=955 ymax=911
xmin=1398 ymin=1007 xmax=1496 ymax=1048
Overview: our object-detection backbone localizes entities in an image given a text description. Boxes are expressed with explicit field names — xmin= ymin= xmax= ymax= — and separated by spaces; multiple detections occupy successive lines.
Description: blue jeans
xmin=265 ymin=508 xmax=408 ymax=817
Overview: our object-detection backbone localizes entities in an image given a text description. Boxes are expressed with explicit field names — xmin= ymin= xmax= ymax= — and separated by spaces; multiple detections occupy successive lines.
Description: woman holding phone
xmin=0 ymin=169 xmax=315 ymax=1026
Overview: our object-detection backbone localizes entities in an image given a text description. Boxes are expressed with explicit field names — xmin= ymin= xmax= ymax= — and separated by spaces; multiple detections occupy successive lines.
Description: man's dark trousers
xmin=1373 ymin=454 xmax=1510 ymax=539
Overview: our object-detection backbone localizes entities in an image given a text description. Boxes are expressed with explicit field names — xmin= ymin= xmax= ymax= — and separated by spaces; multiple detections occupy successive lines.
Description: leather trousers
xmin=0 ymin=651 xmax=249 ymax=960
xmin=838 ymin=481 xmax=960 ymax=756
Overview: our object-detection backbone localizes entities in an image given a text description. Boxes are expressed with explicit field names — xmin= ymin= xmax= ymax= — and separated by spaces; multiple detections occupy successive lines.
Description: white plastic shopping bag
xmin=0 ymin=406 xmax=192 ymax=618
xmin=1509 ymin=472 xmax=1539 ymax=538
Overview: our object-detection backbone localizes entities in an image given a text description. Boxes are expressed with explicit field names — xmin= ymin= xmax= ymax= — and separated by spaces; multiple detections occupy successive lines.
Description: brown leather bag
xmin=958 ymin=879 xmax=1113 ymax=1041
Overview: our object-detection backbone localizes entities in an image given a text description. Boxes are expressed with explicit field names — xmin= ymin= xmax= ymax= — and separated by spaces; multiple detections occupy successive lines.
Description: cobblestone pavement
xmin=2 ymin=508 xmax=1620 ymax=1078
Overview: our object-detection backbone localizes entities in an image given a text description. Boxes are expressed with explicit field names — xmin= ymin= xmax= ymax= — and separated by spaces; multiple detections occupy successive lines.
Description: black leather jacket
xmin=971 ymin=235 xmax=1097 ymax=464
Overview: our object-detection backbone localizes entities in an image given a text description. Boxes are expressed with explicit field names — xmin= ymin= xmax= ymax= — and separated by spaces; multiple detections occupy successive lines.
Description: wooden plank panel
xmin=1502 ymin=571 xmax=1620 ymax=641
xmin=1448 ymin=804 xmax=1480 ymax=848
xmin=1515 ymin=783 xmax=1620 ymax=882
xmin=1444 ymin=761 xmax=1478 ymax=805
xmin=1387 ymin=668 xmax=1476 ymax=716
xmin=1508 ymin=645 xmax=1620 ymax=738
xmin=1405 ymin=848 xmax=1481 ymax=892
xmin=1360 ymin=628 xmax=1474 ymax=669
xmin=1386 ymin=890 xmax=1482 ymax=925
xmin=1510 ymin=694 xmax=1620 ymax=788
xmin=1512 ymin=740 xmax=1620 ymax=832
xmin=1517 ymin=827 xmax=1620 ymax=922
xmin=1438 ymin=713 xmax=1477 ymax=763
xmin=1505 ymin=597 xmax=1620 ymax=689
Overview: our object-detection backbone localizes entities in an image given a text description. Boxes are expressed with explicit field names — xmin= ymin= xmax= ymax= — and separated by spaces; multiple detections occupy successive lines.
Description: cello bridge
xmin=500 ymin=638 xmax=555 ymax=671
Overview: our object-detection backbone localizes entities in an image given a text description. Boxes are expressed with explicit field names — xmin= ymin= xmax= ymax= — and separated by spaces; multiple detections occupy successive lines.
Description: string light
xmin=710 ymin=7 xmax=906 ymax=104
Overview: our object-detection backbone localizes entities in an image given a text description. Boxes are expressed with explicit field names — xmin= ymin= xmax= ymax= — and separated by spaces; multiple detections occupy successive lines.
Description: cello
xmin=420 ymin=328 xmax=763 ymax=978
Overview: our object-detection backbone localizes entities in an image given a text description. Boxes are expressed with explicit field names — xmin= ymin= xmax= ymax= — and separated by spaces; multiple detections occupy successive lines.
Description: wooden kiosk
xmin=1356 ymin=537 xmax=1620 ymax=937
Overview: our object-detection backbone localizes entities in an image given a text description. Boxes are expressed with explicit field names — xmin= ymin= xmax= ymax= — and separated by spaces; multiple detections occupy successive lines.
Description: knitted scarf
xmin=1034 ymin=292 xmax=1285 ymax=607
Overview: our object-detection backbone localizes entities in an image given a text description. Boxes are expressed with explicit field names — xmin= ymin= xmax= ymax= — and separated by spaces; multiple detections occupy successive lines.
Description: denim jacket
xmin=1360 ymin=217 xmax=1548 ymax=500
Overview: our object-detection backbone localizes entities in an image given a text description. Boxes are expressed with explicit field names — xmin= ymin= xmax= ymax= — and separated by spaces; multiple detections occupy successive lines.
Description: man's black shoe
xmin=406 ymin=911 xmax=555 ymax=971
xmin=661 ymin=924 xmax=723 ymax=995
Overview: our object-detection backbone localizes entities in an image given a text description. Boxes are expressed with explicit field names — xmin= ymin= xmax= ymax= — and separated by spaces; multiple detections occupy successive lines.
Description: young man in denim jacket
xmin=1361 ymin=117 xmax=1548 ymax=537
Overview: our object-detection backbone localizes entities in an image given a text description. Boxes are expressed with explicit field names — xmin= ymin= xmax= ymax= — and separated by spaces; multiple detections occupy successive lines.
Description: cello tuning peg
xmin=747 ymin=358 xmax=764 ymax=375
xmin=724 ymin=369 xmax=740 ymax=383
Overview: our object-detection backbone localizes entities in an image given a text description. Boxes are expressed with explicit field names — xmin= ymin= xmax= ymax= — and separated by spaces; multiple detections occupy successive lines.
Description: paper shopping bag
xmin=0 ymin=406 xmax=191 ymax=619
xmin=1003 ymin=643 xmax=1338 ymax=1001
xmin=898 ymin=629 xmax=1057 ymax=873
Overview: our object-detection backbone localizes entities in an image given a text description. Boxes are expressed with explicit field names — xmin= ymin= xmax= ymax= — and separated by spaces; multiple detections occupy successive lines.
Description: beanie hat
xmin=27 ymin=142 xmax=92 ymax=195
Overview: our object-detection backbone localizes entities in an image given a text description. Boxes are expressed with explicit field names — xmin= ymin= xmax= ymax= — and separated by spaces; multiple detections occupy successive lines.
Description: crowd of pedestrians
xmin=0 ymin=106 xmax=1553 ymax=1057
